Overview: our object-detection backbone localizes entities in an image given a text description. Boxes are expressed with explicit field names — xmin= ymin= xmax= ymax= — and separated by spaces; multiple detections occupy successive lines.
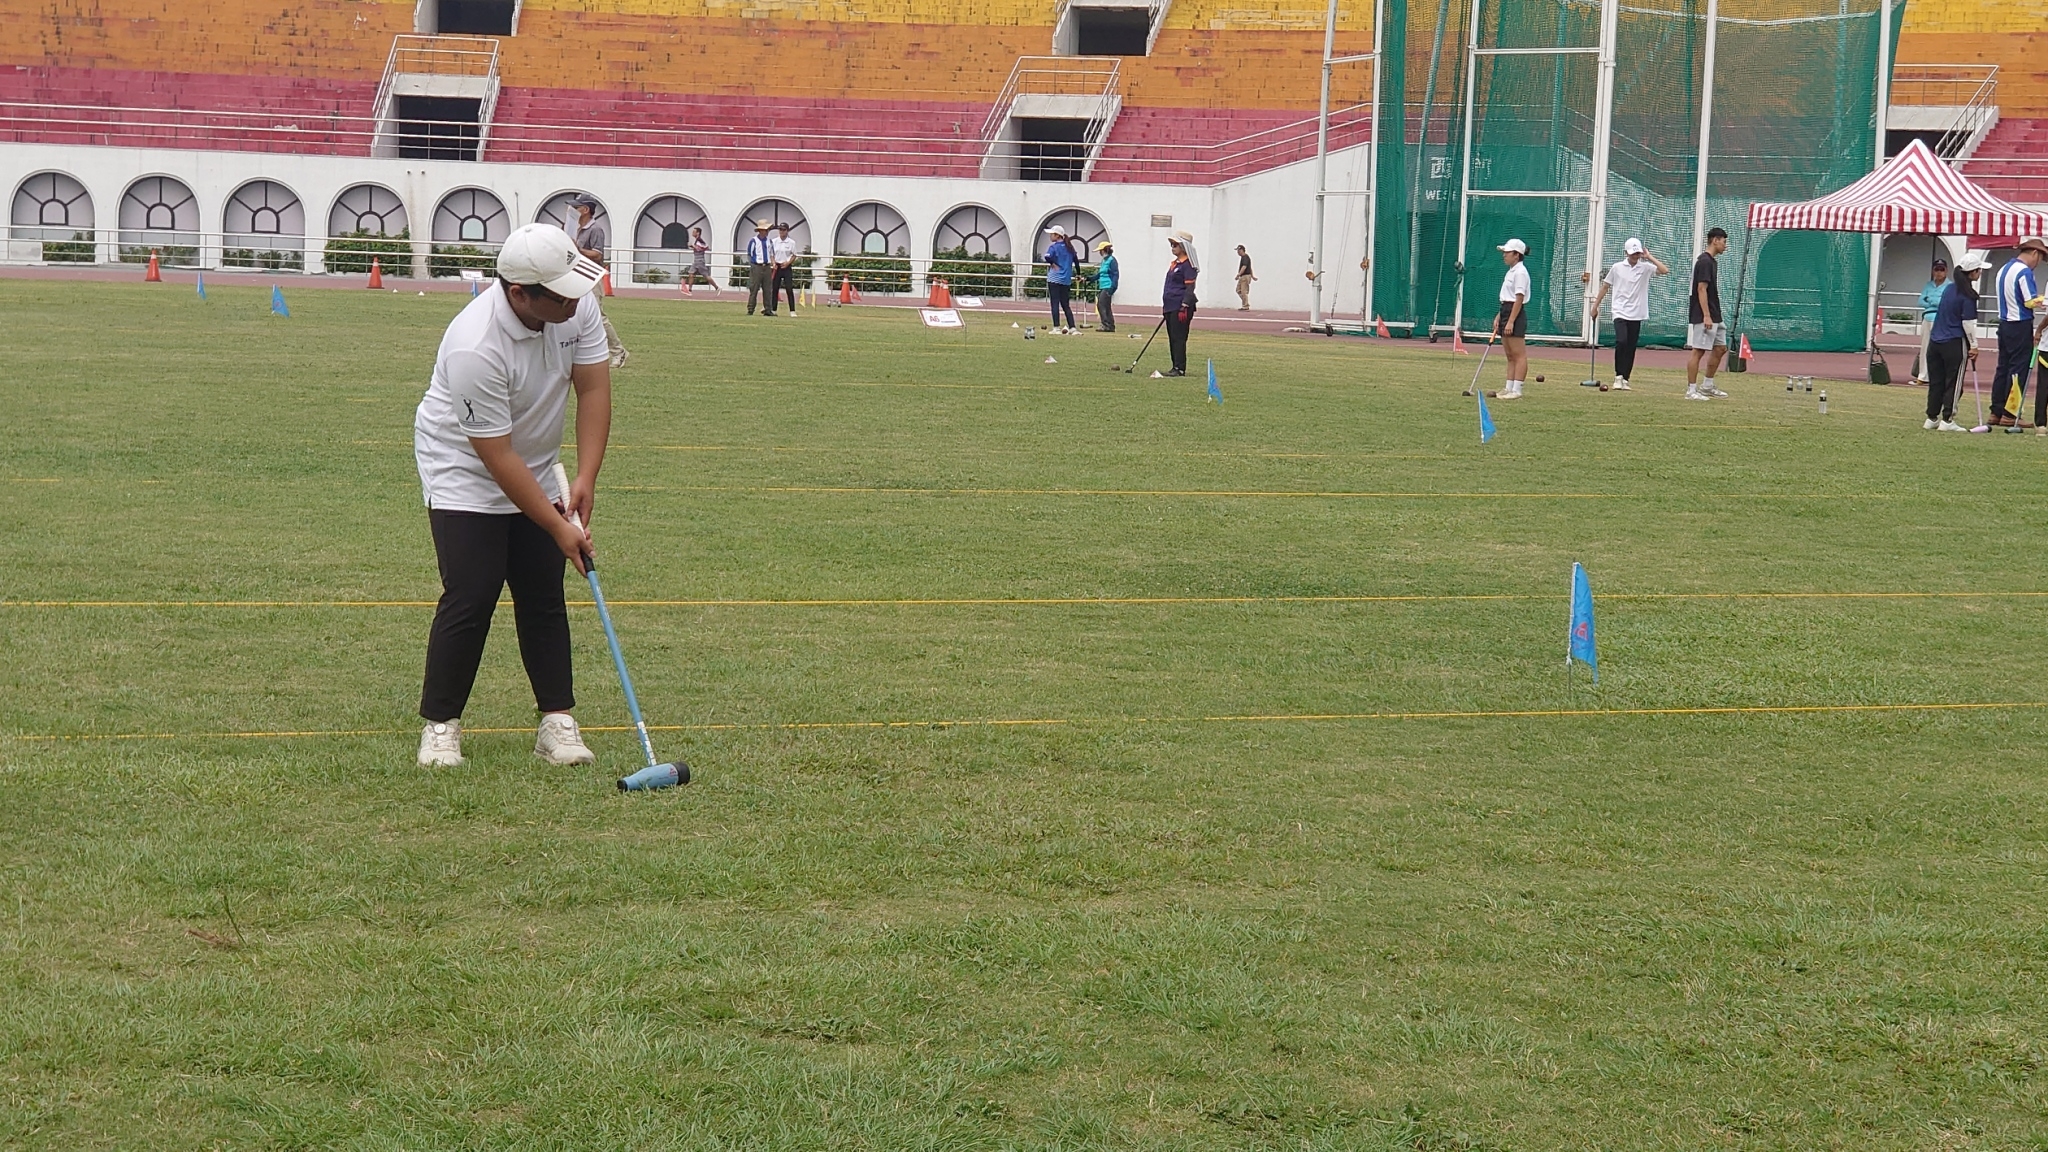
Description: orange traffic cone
xmin=1375 ymin=315 xmax=1391 ymax=339
xmin=603 ymin=272 xmax=615 ymax=297
xmin=929 ymin=278 xmax=951 ymax=308
xmin=144 ymin=250 xmax=161 ymax=282
xmin=839 ymin=277 xmax=853 ymax=305
xmin=366 ymin=257 xmax=384 ymax=289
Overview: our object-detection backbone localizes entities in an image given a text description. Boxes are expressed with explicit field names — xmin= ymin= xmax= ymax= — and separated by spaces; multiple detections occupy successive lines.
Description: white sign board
xmin=920 ymin=308 xmax=964 ymax=328
xmin=459 ymin=269 xmax=486 ymax=281
xmin=953 ymin=296 xmax=984 ymax=308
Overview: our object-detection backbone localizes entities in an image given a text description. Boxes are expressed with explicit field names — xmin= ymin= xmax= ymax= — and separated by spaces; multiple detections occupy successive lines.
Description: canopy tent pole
xmin=1730 ymin=222 xmax=1755 ymax=370
xmin=1865 ymin=0 xmax=1893 ymax=354
xmin=1690 ymin=0 xmax=1718 ymax=260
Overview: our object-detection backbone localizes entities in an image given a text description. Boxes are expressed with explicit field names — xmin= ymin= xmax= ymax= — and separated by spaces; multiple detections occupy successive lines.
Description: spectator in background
xmin=1235 ymin=245 xmax=1256 ymax=310
xmin=570 ymin=195 xmax=627 ymax=368
xmin=1989 ymin=236 xmax=2045 ymax=427
xmin=1910 ymin=257 xmax=1947 ymax=386
xmin=1923 ymin=253 xmax=1983 ymax=432
xmin=1094 ymin=240 xmax=1119 ymax=333
xmin=745 ymin=220 xmax=775 ymax=316
xmin=689 ymin=226 xmax=713 ymax=293
xmin=1043 ymin=226 xmax=1078 ymax=334
xmin=1685 ymin=227 xmax=1730 ymax=401
xmin=1584 ymin=237 xmax=1667 ymax=391
xmin=1492 ymin=238 xmax=1530 ymax=400
xmin=772 ymin=222 xmax=800 ymax=316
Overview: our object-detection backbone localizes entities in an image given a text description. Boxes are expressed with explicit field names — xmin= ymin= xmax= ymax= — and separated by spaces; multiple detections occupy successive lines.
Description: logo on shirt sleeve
xmin=459 ymin=397 xmax=481 ymax=426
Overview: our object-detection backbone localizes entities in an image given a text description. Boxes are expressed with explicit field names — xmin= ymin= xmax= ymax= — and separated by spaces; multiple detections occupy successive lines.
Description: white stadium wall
xmin=1 ymin=142 xmax=1374 ymax=316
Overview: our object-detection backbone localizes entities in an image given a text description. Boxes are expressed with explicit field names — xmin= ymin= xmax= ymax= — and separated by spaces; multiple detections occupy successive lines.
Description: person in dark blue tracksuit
xmin=1160 ymin=231 xmax=1199 ymax=377
xmin=1043 ymin=226 xmax=1079 ymax=333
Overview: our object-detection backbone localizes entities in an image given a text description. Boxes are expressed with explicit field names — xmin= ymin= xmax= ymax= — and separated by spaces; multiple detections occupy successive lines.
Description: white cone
xmin=1044 ymin=356 xmax=1058 ymax=364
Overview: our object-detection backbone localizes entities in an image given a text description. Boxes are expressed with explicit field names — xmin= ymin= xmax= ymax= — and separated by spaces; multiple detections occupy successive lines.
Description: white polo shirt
xmin=769 ymin=234 xmax=797 ymax=265
xmin=1499 ymin=261 xmax=1531 ymax=304
xmin=413 ymin=281 xmax=609 ymax=514
xmin=1603 ymin=257 xmax=1655 ymax=321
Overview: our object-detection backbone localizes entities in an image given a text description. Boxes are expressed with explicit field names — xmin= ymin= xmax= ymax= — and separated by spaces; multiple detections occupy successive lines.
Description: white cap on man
xmin=1498 ymin=238 xmax=1528 ymax=255
xmin=1624 ymin=238 xmax=1644 ymax=255
xmin=495 ymin=223 xmax=607 ymax=298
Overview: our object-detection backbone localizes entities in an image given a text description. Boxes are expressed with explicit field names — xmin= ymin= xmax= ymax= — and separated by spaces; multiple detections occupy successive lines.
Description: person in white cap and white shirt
xmin=1493 ymin=238 xmax=1531 ymax=399
xmin=1584 ymin=238 xmax=1667 ymax=391
xmin=569 ymin=194 xmax=627 ymax=368
xmin=412 ymin=223 xmax=612 ymax=768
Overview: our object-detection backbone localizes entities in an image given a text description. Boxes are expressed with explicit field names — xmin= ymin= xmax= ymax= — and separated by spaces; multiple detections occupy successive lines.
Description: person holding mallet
xmin=412 ymin=223 xmax=613 ymax=768
xmin=1494 ymin=238 xmax=1531 ymax=399
xmin=1585 ymin=238 xmax=1667 ymax=391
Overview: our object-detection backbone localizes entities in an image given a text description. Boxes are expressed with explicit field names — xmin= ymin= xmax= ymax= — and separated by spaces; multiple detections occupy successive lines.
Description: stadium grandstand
xmin=3 ymin=0 xmax=2042 ymax=348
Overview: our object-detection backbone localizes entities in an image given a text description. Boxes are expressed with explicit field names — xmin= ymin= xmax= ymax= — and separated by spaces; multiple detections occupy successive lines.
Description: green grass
xmin=3 ymin=281 xmax=2047 ymax=1150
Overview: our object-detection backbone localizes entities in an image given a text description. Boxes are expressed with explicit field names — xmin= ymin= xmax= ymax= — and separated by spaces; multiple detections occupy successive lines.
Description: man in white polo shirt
xmin=413 ymin=223 xmax=612 ymax=769
xmin=1585 ymin=237 xmax=1668 ymax=391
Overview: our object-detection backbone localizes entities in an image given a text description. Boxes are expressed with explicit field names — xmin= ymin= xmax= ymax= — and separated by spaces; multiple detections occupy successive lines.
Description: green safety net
xmin=1368 ymin=0 xmax=1897 ymax=351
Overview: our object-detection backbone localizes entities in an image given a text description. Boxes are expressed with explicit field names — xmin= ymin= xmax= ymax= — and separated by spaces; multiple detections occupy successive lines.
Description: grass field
xmin=4 ymin=279 xmax=2047 ymax=1150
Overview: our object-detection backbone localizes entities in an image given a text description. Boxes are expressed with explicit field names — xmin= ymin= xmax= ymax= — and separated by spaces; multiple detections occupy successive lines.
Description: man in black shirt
xmin=1235 ymin=245 xmax=1256 ymax=310
xmin=1685 ymin=227 xmax=1730 ymax=400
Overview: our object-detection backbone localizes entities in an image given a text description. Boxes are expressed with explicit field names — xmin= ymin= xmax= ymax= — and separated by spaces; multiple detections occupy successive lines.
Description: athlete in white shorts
xmin=1686 ymin=229 xmax=1731 ymax=400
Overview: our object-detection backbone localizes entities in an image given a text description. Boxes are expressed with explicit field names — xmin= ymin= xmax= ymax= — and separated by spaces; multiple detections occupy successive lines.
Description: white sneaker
xmin=534 ymin=714 xmax=596 ymax=765
xmin=1923 ymin=418 xmax=1939 ymax=430
xmin=418 ymin=720 xmax=464 ymax=767
xmin=1938 ymin=420 xmax=1967 ymax=432
xmin=1498 ymin=384 xmax=1522 ymax=399
xmin=1611 ymin=377 xmax=1631 ymax=391
xmin=1684 ymin=387 xmax=1711 ymax=401
xmin=1701 ymin=384 xmax=1729 ymax=398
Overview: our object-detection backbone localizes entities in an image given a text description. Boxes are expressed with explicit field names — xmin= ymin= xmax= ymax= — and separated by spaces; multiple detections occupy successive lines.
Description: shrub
xmin=42 ymin=232 xmax=95 ymax=263
xmin=119 ymin=245 xmax=199 ymax=266
xmin=830 ymin=251 xmax=913 ymax=294
xmin=1024 ymin=262 xmax=1099 ymax=303
xmin=222 ymin=247 xmax=305 ymax=272
xmin=323 ymin=229 xmax=412 ymax=276
xmin=429 ymin=243 xmax=494 ymax=278
xmin=634 ymin=266 xmax=671 ymax=285
xmin=928 ymin=247 xmax=1015 ymax=298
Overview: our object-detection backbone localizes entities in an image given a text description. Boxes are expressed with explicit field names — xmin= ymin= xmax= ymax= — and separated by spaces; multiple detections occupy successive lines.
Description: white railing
xmin=371 ymin=34 xmax=503 ymax=159
xmin=1051 ymin=0 xmax=1176 ymax=56
xmin=1890 ymin=63 xmax=1999 ymax=161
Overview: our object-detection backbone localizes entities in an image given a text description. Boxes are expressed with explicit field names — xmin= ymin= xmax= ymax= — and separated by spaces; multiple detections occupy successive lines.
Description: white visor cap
xmin=496 ymin=223 xmax=608 ymax=299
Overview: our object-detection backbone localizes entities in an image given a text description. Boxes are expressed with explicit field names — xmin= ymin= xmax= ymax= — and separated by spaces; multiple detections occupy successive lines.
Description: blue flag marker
xmin=269 ymin=285 xmax=290 ymax=317
xmin=1478 ymin=389 xmax=1496 ymax=443
xmin=195 ymin=271 xmax=206 ymax=301
xmin=1206 ymin=358 xmax=1222 ymax=403
xmin=471 ymin=278 xmax=482 ymax=298
xmin=1568 ymin=562 xmax=1597 ymax=684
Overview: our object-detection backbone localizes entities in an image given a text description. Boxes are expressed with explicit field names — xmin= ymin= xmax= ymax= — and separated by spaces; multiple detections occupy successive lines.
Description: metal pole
xmin=1867 ymin=0 xmax=1891 ymax=353
xmin=1453 ymin=0 xmax=1482 ymax=340
xmin=1363 ymin=0 xmax=1385 ymax=325
xmin=1586 ymin=0 xmax=1618 ymax=347
xmin=1408 ymin=0 xmax=1455 ymax=322
xmin=1690 ymin=0 xmax=1717 ymax=260
xmin=1310 ymin=0 xmax=1339 ymax=328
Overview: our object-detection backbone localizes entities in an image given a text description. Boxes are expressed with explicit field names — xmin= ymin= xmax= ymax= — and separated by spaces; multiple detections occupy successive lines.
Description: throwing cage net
xmin=1365 ymin=0 xmax=1893 ymax=351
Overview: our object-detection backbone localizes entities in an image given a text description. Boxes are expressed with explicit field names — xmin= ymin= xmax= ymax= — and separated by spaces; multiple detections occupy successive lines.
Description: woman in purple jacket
xmin=1160 ymin=231 xmax=1199 ymax=377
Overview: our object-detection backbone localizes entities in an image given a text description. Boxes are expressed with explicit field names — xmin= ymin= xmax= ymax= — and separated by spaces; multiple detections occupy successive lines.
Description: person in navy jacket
xmin=1160 ymin=231 xmax=1199 ymax=377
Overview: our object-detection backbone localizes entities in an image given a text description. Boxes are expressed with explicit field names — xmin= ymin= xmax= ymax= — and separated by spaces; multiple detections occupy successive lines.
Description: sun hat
xmin=2019 ymin=236 xmax=2048 ymax=254
xmin=1498 ymin=238 xmax=1528 ymax=255
xmin=1623 ymin=238 xmax=1644 ymax=255
xmin=753 ymin=219 xmax=771 ymax=230
xmin=1096 ymin=240 xmax=1113 ymax=252
xmin=496 ymin=223 xmax=607 ymax=298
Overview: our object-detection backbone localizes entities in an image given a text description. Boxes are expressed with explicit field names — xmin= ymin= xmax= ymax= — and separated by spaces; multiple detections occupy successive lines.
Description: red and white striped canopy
xmin=1746 ymin=139 xmax=2048 ymax=236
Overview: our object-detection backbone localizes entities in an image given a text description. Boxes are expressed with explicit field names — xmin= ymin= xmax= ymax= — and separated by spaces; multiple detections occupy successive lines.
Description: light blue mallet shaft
xmin=552 ymin=464 xmax=687 ymax=788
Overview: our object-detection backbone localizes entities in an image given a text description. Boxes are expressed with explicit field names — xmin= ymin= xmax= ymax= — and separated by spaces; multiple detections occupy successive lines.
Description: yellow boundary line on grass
xmin=600 ymin=484 xmax=1894 ymax=500
xmin=5 ymin=591 xmax=2046 ymax=609
xmin=10 ymin=701 xmax=2045 ymax=744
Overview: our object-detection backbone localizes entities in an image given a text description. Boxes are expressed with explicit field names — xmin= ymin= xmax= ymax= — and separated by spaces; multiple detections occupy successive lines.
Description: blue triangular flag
xmin=270 ymin=285 xmax=290 ymax=317
xmin=1206 ymin=358 xmax=1222 ymax=403
xmin=470 ymin=278 xmax=481 ymax=297
xmin=195 ymin=271 xmax=206 ymax=301
xmin=1478 ymin=390 xmax=1496 ymax=443
xmin=1569 ymin=562 xmax=1597 ymax=683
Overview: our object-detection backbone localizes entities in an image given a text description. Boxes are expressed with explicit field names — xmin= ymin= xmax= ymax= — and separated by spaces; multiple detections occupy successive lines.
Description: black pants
xmin=1165 ymin=306 xmax=1194 ymax=373
xmin=1096 ymin=289 xmax=1115 ymax=332
xmin=1048 ymin=281 xmax=1075 ymax=328
xmin=421 ymin=509 xmax=574 ymax=722
xmin=747 ymin=264 xmax=773 ymax=314
xmin=776 ymin=266 xmax=798 ymax=312
xmin=1612 ymin=318 xmax=1641 ymax=380
xmin=2037 ymin=345 xmax=2048 ymax=428
xmin=1993 ymin=319 xmax=2033 ymax=420
xmin=1925 ymin=337 xmax=1967 ymax=422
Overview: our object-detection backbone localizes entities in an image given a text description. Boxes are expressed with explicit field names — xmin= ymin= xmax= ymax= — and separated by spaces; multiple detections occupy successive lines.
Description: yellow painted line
xmin=4 ymin=591 xmax=2044 ymax=609
xmin=6 ymin=478 xmax=61 ymax=483
xmin=11 ymin=701 xmax=2044 ymax=743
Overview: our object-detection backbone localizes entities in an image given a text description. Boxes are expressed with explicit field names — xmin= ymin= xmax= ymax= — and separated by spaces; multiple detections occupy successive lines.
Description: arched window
xmin=10 ymin=172 xmax=94 ymax=241
xmin=835 ymin=202 xmax=909 ymax=257
xmin=328 ymin=184 xmax=409 ymax=238
xmin=934 ymin=205 xmax=1011 ymax=258
xmin=433 ymin=188 xmax=509 ymax=245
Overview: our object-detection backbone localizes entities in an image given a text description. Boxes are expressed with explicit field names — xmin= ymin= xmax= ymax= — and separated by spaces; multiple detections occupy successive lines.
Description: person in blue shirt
xmin=1043 ymin=226 xmax=1079 ymax=334
xmin=1094 ymin=240 xmax=1119 ymax=332
xmin=1923 ymin=254 xmax=1983 ymax=431
xmin=1989 ymin=237 xmax=2045 ymax=426
xmin=1910 ymin=257 xmax=1946 ymax=386
xmin=1159 ymin=231 xmax=1199 ymax=377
